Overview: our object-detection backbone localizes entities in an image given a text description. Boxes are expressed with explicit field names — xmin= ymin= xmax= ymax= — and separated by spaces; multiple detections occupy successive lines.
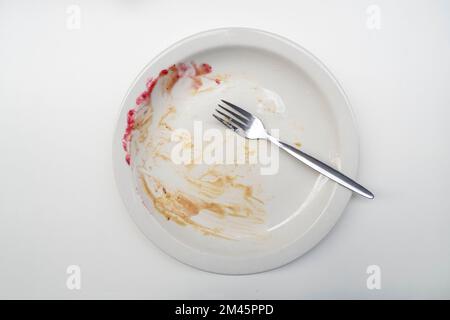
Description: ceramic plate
xmin=113 ymin=28 xmax=359 ymax=274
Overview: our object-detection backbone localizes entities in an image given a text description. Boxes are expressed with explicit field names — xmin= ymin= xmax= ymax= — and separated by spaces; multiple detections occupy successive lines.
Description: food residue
xmin=123 ymin=62 xmax=269 ymax=239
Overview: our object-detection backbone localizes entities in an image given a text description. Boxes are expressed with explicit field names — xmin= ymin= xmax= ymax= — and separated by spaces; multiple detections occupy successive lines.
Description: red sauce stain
xmin=193 ymin=62 xmax=212 ymax=76
xmin=122 ymin=62 xmax=213 ymax=165
xmin=122 ymin=109 xmax=136 ymax=163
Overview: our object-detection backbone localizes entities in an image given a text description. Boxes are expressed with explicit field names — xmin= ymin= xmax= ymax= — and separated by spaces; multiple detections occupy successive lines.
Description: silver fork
xmin=213 ymin=99 xmax=374 ymax=199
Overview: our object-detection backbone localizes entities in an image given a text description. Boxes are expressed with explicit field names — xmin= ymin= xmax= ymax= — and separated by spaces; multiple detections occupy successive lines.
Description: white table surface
xmin=1 ymin=0 xmax=449 ymax=299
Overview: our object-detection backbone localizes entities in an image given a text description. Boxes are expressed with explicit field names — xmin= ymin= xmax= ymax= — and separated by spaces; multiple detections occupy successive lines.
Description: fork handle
xmin=266 ymin=135 xmax=374 ymax=199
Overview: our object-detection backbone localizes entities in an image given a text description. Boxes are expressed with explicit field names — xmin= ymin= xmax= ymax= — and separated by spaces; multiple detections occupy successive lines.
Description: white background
xmin=0 ymin=0 xmax=449 ymax=299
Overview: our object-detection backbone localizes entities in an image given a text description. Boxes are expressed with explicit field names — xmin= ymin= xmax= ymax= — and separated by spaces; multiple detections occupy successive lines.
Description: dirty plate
xmin=113 ymin=28 xmax=359 ymax=274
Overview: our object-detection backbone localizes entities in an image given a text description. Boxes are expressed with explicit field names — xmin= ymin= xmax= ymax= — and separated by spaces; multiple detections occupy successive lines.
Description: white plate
xmin=113 ymin=28 xmax=359 ymax=274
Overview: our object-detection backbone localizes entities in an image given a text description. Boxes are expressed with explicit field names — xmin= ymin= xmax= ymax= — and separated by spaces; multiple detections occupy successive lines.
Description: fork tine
xmin=215 ymin=109 xmax=247 ymax=129
xmin=212 ymin=114 xmax=237 ymax=131
xmin=220 ymin=99 xmax=253 ymax=119
xmin=218 ymin=104 xmax=248 ymax=124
